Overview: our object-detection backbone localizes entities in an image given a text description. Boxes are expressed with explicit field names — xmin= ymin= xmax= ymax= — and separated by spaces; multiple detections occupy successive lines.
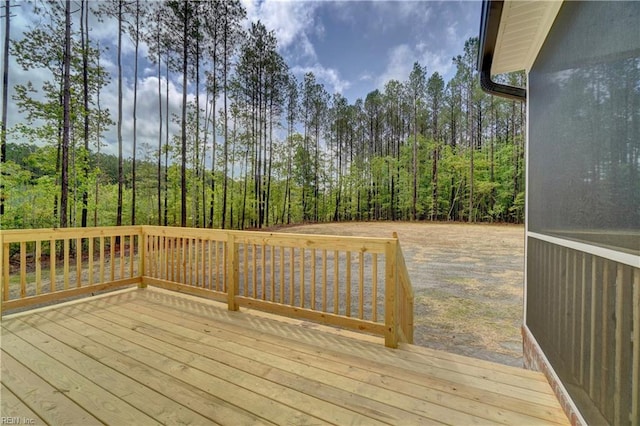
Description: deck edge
xmin=1 ymin=286 xmax=140 ymax=320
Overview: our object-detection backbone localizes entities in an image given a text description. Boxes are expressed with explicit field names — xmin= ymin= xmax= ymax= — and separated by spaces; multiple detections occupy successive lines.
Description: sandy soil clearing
xmin=275 ymin=222 xmax=526 ymax=367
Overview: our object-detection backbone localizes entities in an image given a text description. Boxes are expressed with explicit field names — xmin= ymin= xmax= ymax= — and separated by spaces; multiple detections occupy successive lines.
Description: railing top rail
xmin=0 ymin=226 xmax=143 ymax=242
xmin=143 ymin=226 xmax=231 ymax=241
xmin=0 ymin=226 xmax=404 ymax=255
xmin=228 ymin=230 xmax=395 ymax=253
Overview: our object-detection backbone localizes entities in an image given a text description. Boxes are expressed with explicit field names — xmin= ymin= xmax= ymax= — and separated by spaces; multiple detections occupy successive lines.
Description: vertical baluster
xmin=20 ymin=241 xmax=27 ymax=297
xmin=280 ymin=246 xmax=285 ymax=303
xmin=88 ymin=237 xmax=94 ymax=285
xmin=2 ymin=241 xmax=8 ymax=300
xmin=50 ymin=239 xmax=57 ymax=292
xmin=299 ymin=248 xmax=305 ymax=308
xmin=359 ymin=251 xmax=364 ymax=319
xmin=131 ymin=234 xmax=136 ymax=278
xmin=35 ymin=241 xmax=42 ymax=294
xmin=333 ymin=250 xmax=339 ymax=315
xmin=289 ymin=247 xmax=295 ymax=305
xmin=119 ymin=234 xmax=125 ymax=279
xmin=311 ymin=249 xmax=316 ymax=310
xmin=213 ymin=241 xmax=219 ymax=290
xmin=211 ymin=240 xmax=216 ymax=290
xmin=346 ymin=251 xmax=351 ymax=317
xmin=372 ymin=253 xmax=378 ymax=322
xmin=63 ymin=238 xmax=69 ymax=290
xmin=76 ymin=237 xmax=82 ymax=287
xmin=322 ymin=250 xmax=327 ymax=312
xmin=252 ymin=244 xmax=257 ymax=297
xmin=261 ymin=244 xmax=266 ymax=300
xmin=243 ymin=242 xmax=248 ymax=296
xmin=201 ymin=238 xmax=205 ymax=288
xmin=271 ymin=245 xmax=276 ymax=302
xmin=109 ymin=235 xmax=115 ymax=281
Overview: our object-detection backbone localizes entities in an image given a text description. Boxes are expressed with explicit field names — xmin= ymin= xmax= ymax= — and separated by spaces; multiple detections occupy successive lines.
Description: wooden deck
xmin=1 ymin=287 xmax=568 ymax=425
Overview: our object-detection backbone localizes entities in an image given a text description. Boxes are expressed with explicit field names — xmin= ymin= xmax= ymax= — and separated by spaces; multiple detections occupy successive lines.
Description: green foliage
xmin=5 ymin=0 xmax=526 ymax=230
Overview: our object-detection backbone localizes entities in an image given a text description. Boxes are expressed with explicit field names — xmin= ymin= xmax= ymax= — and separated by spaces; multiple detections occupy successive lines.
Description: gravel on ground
xmin=275 ymin=222 xmax=526 ymax=367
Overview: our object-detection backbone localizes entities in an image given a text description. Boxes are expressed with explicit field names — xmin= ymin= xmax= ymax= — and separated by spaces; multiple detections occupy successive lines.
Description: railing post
xmin=138 ymin=226 xmax=147 ymax=288
xmin=385 ymin=239 xmax=398 ymax=348
xmin=227 ymin=233 xmax=239 ymax=311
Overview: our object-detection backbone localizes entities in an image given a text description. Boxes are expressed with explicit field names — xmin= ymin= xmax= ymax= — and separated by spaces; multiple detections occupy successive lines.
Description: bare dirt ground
xmin=277 ymin=222 xmax=526 ymax=367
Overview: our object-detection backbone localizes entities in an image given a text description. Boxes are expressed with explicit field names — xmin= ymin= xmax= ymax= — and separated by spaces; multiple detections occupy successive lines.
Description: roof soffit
xmin=492 ymin=0 xmax=563 ymax=74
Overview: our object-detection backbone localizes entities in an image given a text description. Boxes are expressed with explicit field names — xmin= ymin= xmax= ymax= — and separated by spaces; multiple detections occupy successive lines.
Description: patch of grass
xmin=415 ymin=289 xmax=521 ymax=356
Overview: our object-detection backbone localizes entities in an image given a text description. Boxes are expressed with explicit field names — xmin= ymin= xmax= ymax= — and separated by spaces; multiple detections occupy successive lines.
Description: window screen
xmin=528 ymin=1 xmax=640 ymax=255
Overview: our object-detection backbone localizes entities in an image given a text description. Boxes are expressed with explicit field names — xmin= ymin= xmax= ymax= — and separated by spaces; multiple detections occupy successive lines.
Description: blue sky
xmin=6 ymin=1 xmax=482 ymax=157
xmin=244 ymin=0 xmax=481 ymax=103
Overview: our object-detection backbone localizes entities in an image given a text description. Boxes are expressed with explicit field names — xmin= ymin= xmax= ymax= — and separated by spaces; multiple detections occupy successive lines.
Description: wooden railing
xmin=0 ymin=226 xmax=142 ymax=312
xmin=1 ymin=226 xmax=414 ymax=347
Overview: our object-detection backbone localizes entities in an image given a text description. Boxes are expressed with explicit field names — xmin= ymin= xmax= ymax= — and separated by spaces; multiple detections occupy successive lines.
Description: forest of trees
xmin=1 ymin=0 xmax=526 ymax=230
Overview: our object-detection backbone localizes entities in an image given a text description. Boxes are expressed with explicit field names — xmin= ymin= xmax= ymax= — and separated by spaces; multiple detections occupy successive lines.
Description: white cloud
xmin=377 ymin=42 xmax=454 ymax=89
xmin=241 ymin=0 xmax=320 ymax=60
xmin=377 ymin=44 xmax=414 ymax=87
xmin=417 ymin=44 xmax=455 ymax=79
xmin=97 ymin=75 xmax=187 ymax=158
xmin=291 ymin=65 xmax=351 ymax=95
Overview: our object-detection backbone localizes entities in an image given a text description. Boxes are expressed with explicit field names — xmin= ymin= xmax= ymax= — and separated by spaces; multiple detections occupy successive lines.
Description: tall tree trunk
xmin=241 ymin=137 xmax=249 ymax=229
xmin=1 ymin=0 xmax=10 ymax=218
xmin=221 ymin=22 xmax=229 ymax=229
xmin=314 ymin=121 xmax=319 ymax=222
xmin=60 ymin=0 xmax=71 ymax=228
xmin=156 ymin=45 xmax=162 ymax=225
xmin=180 ymin=2 xmax=188 ymax=227
xmin=94 ymin=41 xmax=102 ymax=227
xmin=467 ymin=93 xmax=473 ymax=223
xmin=193 ymin=35 xmax=200 ymax=228
xmin=490 ymin=95 xmax=495 ymax=220
xmin=202 ymin=90 xmax=210 ymax=228
xmin=229 ymin=113 xmax=237 ymax=229
xmin=163 ymin=58 xmax=169 ymax=226
xmin=131 ymin=0 xmax=139 ymax=226
xmin=412 ymin=99 xmax=418 ymax=221
xmin=209 ymin=57 xmax=220 ymax=228
xmin=80 ymin=0 xmax=89 ymax=227
xmin=116 ymin=0 xmax=124 ymax=227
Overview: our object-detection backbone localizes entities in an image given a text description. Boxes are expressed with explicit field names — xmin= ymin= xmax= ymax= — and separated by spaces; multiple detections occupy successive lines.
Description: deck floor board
xmin=114 ymin=296 xmax=563 ymax=425
xmin=1 ymin=287 xmax=569 ymax=425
